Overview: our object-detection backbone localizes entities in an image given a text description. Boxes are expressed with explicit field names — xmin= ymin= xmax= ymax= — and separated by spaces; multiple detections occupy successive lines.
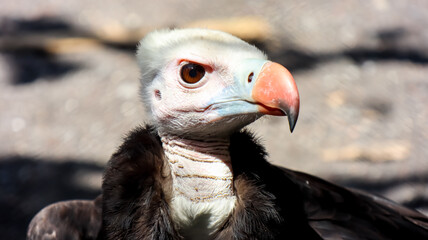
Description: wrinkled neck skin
xmin=159 ymin=131 xmax=236 ymax=239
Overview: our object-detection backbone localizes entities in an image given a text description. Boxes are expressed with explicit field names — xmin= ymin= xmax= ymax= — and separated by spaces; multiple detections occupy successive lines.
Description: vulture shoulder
xmin=26 ymin=196 xmax=102 ymax=240
xmin=99 ymin=125 xmax=181 ymax=240
xmin=229 ymin=129 xmax=428 ymax=240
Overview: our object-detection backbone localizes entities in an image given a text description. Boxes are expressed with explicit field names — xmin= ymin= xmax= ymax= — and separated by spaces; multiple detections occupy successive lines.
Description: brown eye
xmin=180 ymin=63 xmax=205 ymax=84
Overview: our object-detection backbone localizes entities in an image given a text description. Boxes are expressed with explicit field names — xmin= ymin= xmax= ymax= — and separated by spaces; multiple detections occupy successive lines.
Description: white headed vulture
xmin=27 ymin=28 xmax=428 ymax=240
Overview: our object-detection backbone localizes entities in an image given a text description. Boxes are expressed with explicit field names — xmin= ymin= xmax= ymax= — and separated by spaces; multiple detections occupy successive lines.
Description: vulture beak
xmin=251 ymin=61 xmax=300 ymax=132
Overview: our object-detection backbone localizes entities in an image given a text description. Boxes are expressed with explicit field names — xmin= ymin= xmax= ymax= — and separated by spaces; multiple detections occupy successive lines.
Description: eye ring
xmin=180 ymin=63 xmax=206 ymax=84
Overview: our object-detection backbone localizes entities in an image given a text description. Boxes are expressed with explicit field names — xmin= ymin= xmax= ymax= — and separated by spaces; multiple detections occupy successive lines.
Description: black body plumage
xmin=27 ymin=126 xmax=428 ymax=239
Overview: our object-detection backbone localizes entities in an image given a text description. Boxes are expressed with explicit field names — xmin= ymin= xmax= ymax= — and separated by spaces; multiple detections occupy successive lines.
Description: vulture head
xmin=136 ymin=28 xmax=300 ymax=237
xmin=137 ymin=28 xmax=299 ymax=137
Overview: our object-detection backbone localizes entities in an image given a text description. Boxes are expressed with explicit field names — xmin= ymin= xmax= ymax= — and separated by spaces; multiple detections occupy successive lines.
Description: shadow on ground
xmin=3 ymin=48 xmax=81 ymax=85
xmin=0 ymin=156 xmax=102 ymax=240
xmin=1 ymin=16 xmax=85 ymax=85
xmin=272 ymin=28 xmax=428 ymax=73
xmin=3 ymin=16 xmax=428 ymax=85
xmin=0 ymin=16 xmax=135 ymax=85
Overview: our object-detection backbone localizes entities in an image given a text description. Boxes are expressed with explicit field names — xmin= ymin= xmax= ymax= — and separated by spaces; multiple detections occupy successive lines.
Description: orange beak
xmin=252 ymin=62 xmax=300 ymax=132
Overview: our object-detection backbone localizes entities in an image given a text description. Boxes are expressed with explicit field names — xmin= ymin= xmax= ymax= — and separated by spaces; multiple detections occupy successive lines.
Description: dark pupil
xmin=189 ymin=68 xmax=197 ymax=78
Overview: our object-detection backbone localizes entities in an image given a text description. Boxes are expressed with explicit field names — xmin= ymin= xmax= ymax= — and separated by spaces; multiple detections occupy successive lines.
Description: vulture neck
xmin=160 ymin=133 xmax=235 ymax=202
xmin=159 ymin=132 xmax=236 ymax=236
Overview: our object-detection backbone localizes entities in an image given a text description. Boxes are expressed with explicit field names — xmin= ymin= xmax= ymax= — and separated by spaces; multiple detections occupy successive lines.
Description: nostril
xmin=248 ymin=72 xmax=254 ymax=83
xmin=154 ymin=90 xmax=162 ymax=100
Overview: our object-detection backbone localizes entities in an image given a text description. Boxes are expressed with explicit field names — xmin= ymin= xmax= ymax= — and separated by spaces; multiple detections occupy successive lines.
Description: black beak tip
xmin=280 ymin=103 xmax=299 ymax=133
xmin=288 ymin=114 xmax=297 ymax=133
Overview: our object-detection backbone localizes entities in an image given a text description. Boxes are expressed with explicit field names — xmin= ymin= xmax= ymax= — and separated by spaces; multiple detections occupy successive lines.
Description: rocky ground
xmin=1 ymin=0 xmax=428 ymax=238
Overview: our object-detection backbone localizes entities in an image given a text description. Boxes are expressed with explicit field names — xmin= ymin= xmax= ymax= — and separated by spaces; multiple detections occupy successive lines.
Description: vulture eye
xmin=180 ymin=63 xmax=205 ymax=84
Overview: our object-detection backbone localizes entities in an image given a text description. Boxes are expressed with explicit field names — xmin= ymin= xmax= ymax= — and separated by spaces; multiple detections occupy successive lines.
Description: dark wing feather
xmin=27 ymin=195 xmax=102 ymax=240
xmin=281 ymin=168 xmax=428 ymax=240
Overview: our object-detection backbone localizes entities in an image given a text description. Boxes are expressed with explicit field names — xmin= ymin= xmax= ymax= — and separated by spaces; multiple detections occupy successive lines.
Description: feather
xmin=27 ymin=196 xmax=102 ymax=240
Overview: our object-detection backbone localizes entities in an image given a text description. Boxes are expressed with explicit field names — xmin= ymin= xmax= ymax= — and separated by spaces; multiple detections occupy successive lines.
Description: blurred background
xmin=1 ymin=0 xmax=428 ymax=238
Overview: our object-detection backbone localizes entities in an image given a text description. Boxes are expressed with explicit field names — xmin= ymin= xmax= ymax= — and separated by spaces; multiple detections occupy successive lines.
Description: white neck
xmin=161 ymin=134 xmax=234 ymax=201
xmin=160 ymin=133 xmax=236 ymax=238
